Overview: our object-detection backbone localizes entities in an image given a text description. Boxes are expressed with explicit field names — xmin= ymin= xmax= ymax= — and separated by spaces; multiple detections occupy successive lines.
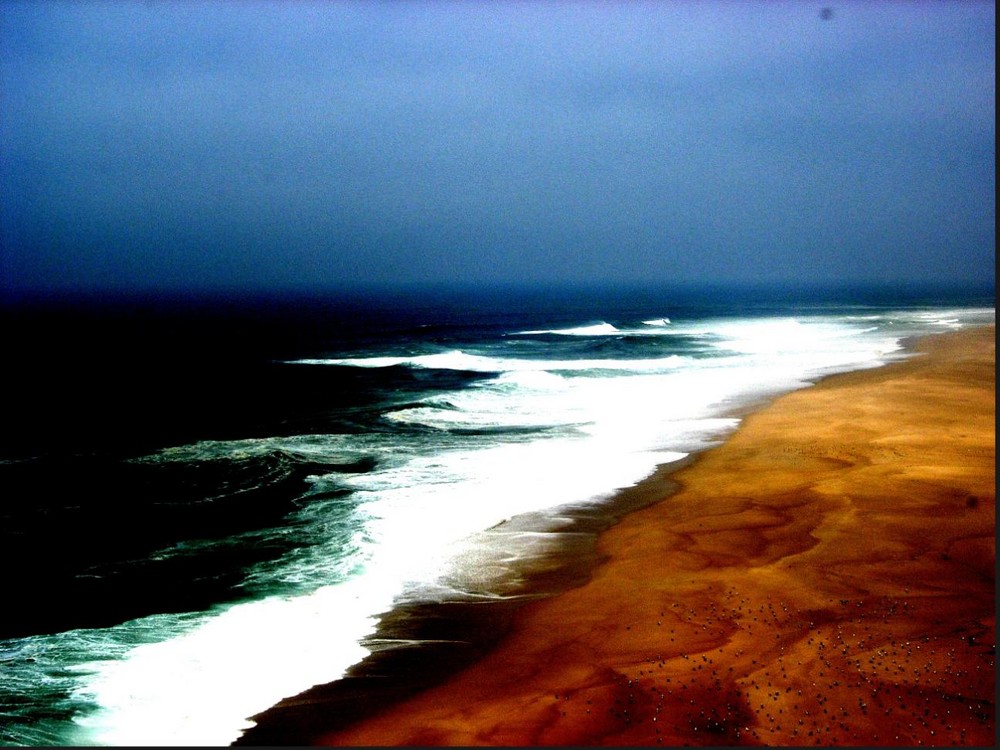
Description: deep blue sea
xmin=0 ymin=283 xmax=994 ymax=746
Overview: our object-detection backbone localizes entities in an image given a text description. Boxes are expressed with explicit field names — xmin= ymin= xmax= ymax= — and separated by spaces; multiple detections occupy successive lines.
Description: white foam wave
xmin=293 ymin=351 xmax=689 ymax=373
xmin=686 ymin=318 xmax=902 ymax=363
xmin=517 ymin=322 xmax=620 ymax=336
xmin=68 ymin=578 xmax=391 ymax=747
xmin=292 ymin=350 xmax=501 ymax=370
xmin=517 ymin=320 xmax=686 ymax=337
xmin=910 ymin=307 xmax=995 ymax=327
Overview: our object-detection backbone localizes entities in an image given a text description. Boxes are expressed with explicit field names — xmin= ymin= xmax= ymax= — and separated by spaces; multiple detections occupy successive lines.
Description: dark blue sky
xmin=1 ymin=1 xmax=995 ymax=297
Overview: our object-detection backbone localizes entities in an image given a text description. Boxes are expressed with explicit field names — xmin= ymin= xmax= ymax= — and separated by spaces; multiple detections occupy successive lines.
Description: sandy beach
xmin=246 ymin=325 xmax=995 ymax=747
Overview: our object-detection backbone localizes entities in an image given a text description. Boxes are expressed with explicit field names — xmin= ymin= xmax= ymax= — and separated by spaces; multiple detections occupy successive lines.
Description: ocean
xmin=0 ymin=283 xmax=993 ymax=746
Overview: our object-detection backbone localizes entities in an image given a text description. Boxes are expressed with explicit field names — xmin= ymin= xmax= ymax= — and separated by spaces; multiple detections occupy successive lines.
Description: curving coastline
xmin=240 ymin=325 xmax=995 ymax=747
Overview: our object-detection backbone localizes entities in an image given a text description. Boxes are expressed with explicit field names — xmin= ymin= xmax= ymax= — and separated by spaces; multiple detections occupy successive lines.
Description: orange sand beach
xmin=246 ymin=325 xmax=996 ymax=747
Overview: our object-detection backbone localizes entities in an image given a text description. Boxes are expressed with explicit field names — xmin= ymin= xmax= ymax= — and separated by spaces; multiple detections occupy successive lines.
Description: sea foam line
xmin=289 ymin=351 xmax=689 ymax=372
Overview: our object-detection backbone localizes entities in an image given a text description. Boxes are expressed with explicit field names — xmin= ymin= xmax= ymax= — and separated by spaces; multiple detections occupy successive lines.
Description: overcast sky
xmin=1 ymin=1 xmax=995 ymax=296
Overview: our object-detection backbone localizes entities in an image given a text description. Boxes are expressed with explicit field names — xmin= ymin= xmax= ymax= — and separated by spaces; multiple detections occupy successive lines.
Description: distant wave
xmin=517 ymin=320 xmax=687 ymax=337
xmin=289 ymin=350 xmax=688 ymax=373
xmin=291 ymin=351 xmax=502 ymax=371
xmin=516 ymin=322 xmax=620 ymax=336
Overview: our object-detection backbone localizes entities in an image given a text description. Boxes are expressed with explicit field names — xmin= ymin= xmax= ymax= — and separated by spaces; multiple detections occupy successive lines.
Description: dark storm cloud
xmin=1 ymin=1 xmax=995 ymax=295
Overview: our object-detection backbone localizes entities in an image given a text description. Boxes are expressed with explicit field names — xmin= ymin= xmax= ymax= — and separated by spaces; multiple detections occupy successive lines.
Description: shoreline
xmin=237 ymin=325 xmax=995 ymax=747
xmin=234 ymin=439 xmax=699 ymax=746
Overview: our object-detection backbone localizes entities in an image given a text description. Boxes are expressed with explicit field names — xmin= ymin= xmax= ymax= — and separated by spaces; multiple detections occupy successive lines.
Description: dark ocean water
xmin=0 ymin=282 xmax=993 ymax=745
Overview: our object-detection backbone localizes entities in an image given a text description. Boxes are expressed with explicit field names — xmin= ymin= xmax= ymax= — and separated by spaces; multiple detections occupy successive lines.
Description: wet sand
xmin=253 ymin=325 xmax=995 ymax=747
